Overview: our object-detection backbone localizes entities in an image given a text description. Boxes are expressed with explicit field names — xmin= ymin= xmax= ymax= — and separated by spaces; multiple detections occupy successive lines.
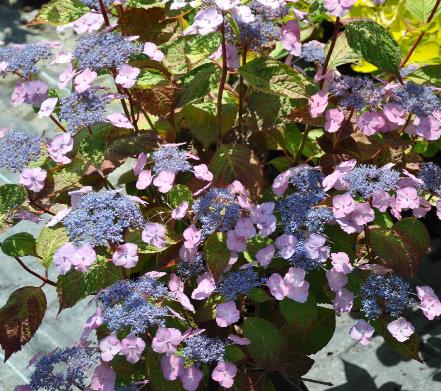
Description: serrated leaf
xmin=225 ymin=344 xmax=246 ymax=363
xmin=51 ymin=158 xmax=89 ymax=193
xmin=168 ymin=185 xmax=193 ymax=208
xmin=345 ymin=21 xmax=401 ymax=77
xmin=280 ymin=294 xmax=318 ymax=331
xmin=368 ymin=217 xmax=429 ymax=277
xmin=239 ymin=57 xmax=317 ymax=99
xmin=284 ymin=305 xmax=335 ymax=354
xmin=243 ymin=317 xmax=288 ymax=370
xmin=29 ymin=0 xmax=89 ymax=25
xmin=56 ymin=257 xmax=123 ymax=313
xmin=184 ymin=102 xmax=237 ymax=148
xmin=209 ymin=144 xmax=263 ymax=201
xmin=132 ymin=84 xmax=178 ymax=117
xmin=204 ymin=232 xmax=230 ymax=281
xmin=0 ymin=184 xmax=27 ymax=221
xmin=408 ymin=65 xmax=441 ymax=87
xmin=1 ymin=233 xmax=36 ymax=257
xmin=405 ymin=0 xmax=440 ymax=21
xmin=0 ymin=287 xmax=46 ymax=361
xmin=176 ymin=63 xmax=221 ymax=107
xmin=36 ymin=226 xmax=69 ymax=268
xmin=136 ymin=69 xmax=168 ymax=89
xmin=326 ymin=32 xmax=361 ymax=68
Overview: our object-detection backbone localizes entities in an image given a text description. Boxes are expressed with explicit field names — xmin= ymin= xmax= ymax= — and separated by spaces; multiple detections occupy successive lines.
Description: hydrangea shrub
xmin=1 ymin=0 xmax=441 ymax=389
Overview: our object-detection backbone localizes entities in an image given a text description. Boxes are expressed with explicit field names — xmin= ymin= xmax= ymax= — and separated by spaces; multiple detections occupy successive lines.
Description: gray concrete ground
xmin=0 ymin=1 xmax=440 ymax=390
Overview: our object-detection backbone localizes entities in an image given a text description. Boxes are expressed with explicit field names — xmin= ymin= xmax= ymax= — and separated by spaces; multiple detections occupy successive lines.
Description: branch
xmin=216 ymin=15 xmax=228 ymax=147
xmin=401 ymin=0 xmax=441 ymax=68
xmin=49 ymin=114 xmax=67 ymax=133
xmin=294 ymin=126 xmax=311 ymax=164
xmin=14 ymin=257 xmax=57 ymax=287
xmin=98 ymin=0 xmax=111 ymax=27
xmin=321 ymin=17 xmax=340 ymax=80
xmin=238 ymin=47 xmax=247 ymax=133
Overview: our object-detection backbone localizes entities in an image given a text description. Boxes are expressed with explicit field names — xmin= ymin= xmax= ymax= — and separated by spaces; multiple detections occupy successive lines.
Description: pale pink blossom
xmin=309 ymin=90 xmax=328 ymax=118
xmin=417 ymin=286 xmax=441 ymax=320
xmin=357 ymin=112 xmax=386 ymax=136
xmin=71 ymin=243 xmax=96 ymax=272
xmin=59 ymin=63 xmax=77 ymax=89
xmin=382 ymin=103 xmax=406 ymax=126
xmin=331 ymin=252 xmax=353 ymax=274
xmin=38 ymin=97 xmax=58 ymax=118
xmin=90 ymin=363 xmax=116 ymax=391
xmin=324 ymin=108 xmax=345 ymax=133
xmin=172 ymin=201 xmax=189 ymax=220
xmin=73 ymin=12 xmax=104 ymax=34
xmin=161 ymin=355 xmax=184 ymax=380
xmin=215 ymin=0 xmax=238 ymax=10
xmin=99 ymin=334 xmax=121 ymax=362
xmin=281 ymin=20 xmax=301 ymax=56
xmin=211 ymin=361 xmax=237 ymax=388
xmin=228 ymin=334 xmax=251 ymax=345
xmin=350 ymin=320 xmax=374 ymax=345
xmin=272 ymin=168 xmax=293 ymax=196
xmin=322 ymin=159 xmax=356 ymax=191
xmin=408 ymin=116 xmax=441 ymax=141
xmin=226 ymin=230 xmax=247 ymax=252
xmin=153 ymin=171 xmax=175 ymax=193
xmin=332 ymin=192 xmax=355 ymax=218
xmin=395 ymin=187 xmax=419 ymax=210
xmin=115 ymin=64 xmax=140 ymax=89
xmin=255 ymin=0 xmax=285 ymax=9
xmin=183 ymin=224 xmax=201 ymax=248
xmin=191 ymin=272 xmax=216 ymax=300
xmin=133 ymin=152 xmax=147 ymax=176
xmin=180 ymin=366 xmax=203 ymax=391
xmin=142 ymin=222 xmax=166 ymax=248
xmin=267 ymin=273 xmax=288 ymax=300
xmin=284 ymin=267 xmax=309 ymax=303
xmin=193 ymin=164 xmax=213 ymax=181
xmin=47 ymin=133 xmax=73 ymax=164
xmin=54 ymin=242 xmax=76 ymax=275
xmin=107 ymin=113 xmax=134 ymax=129
xmin=275 ymin=234 xmax=297 ymax=259
xmin=143 ymin=42 xmax=165 ymax=61
xmin=234 ymin=217 xmax=256 ymax=239
xmin=333 ymin=288 xmax=354 ymax=314
xmin=326 ymin=268 xmax=348 ymax=292
xmin=112 ymin=243 xmax=138 ymax=268
xmin=74 ymin=68 xmax=97 ymax=92
xmin=152 ymin=327 xmax=182 ymax=355
xmin=121 ymin=334 xmax=146 ymax=364
xmin=324 ymin=0 xmax=356 ymax=17
xmin=371 ymin=190 xmax=392 ymax=212
xmin=304 ymin=234 xmax=329 ymax=262
xmin=231 ymin=5 xmax=255 ymax=23
xmin=256 ymin=244 xmax=275 ymax=267
xmin=387 ymin=317 xmax=415 ymax=342
xmin=136 ymin=169 xmax=152 ymax=190
xmin=184 ymin=8 xmax=223 ymax=36
xmin=216 ymin=301 xmax=240 ymax=327
xmin=19 ymin=168 xmax=47 ymax=193
xmin=413 ymin=197 xmax=431 ymax=218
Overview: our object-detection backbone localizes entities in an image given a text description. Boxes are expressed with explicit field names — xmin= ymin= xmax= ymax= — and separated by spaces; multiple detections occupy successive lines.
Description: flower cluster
xmin=0 ymin=43 xmax=52 ymax=77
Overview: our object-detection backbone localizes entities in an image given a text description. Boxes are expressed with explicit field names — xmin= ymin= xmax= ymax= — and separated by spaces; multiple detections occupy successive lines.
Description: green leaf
xmin=36 ymin=226 xmax=69 ymax=268
xmin=176 ymin=63 xmax=221 ymax=108
xmin=184 ymin=102 xmax=237 ymax=148
xmin=0 ymin=286 xmax=46 ymax=361
xmin=368 ymin=217 xmax=430 ymax=277
xmin=204 ymin=232 xmax=230 ymax=281
xmin=243 ymin=317 xmax=288 ymax=370
xmin=225 ymin=344 xmax=246 ymax=363
xmin=409 ymin=65 xmax=441 ymax=87
xmin=1 ymin=233 xmax=36 ymax=257
xmin=248 ymin=91 xmax=284 ymax=129
xmin=239 ymin=57 xmax=317 ymax=99
xmin=247 ymin=287 xmax=272 ymax=302
xmin=345 ymin=21 xmax=401 ymax=77
xmin=326 ymin=33 xmax=361 ymax=68
xmin=136 ymin=69 xmax=168 ymax=89
xmin=57 ymin=256 xmax=123 ymax=313
xmin=30 ymin=0 xmax=89 ymax=25
xmin=405 ymin=0 xmax=440 ymax=21
xmin=75 ymin=124 xmax=112 ymax=167
xmin=209 ymin=144 xmax=263 ymax=200
xmin=280 ymin=294 xmax=318 ymax=331
xmin=284 ymin=306 xmax=336 ymax=354
xmin=168 ymin=185 xmax=193 ymax=208
xmin=51 ymin=158 xmax=89 ymax=193
xmin=0 ymin=184 xmax=27 ymax=219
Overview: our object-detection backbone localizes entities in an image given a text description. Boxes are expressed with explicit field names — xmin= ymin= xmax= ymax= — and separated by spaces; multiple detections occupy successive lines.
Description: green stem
xmin=216 ymin=15 xmax=228 ymax=148
xmin=294 ymin=126 xmax=311 ymax=164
